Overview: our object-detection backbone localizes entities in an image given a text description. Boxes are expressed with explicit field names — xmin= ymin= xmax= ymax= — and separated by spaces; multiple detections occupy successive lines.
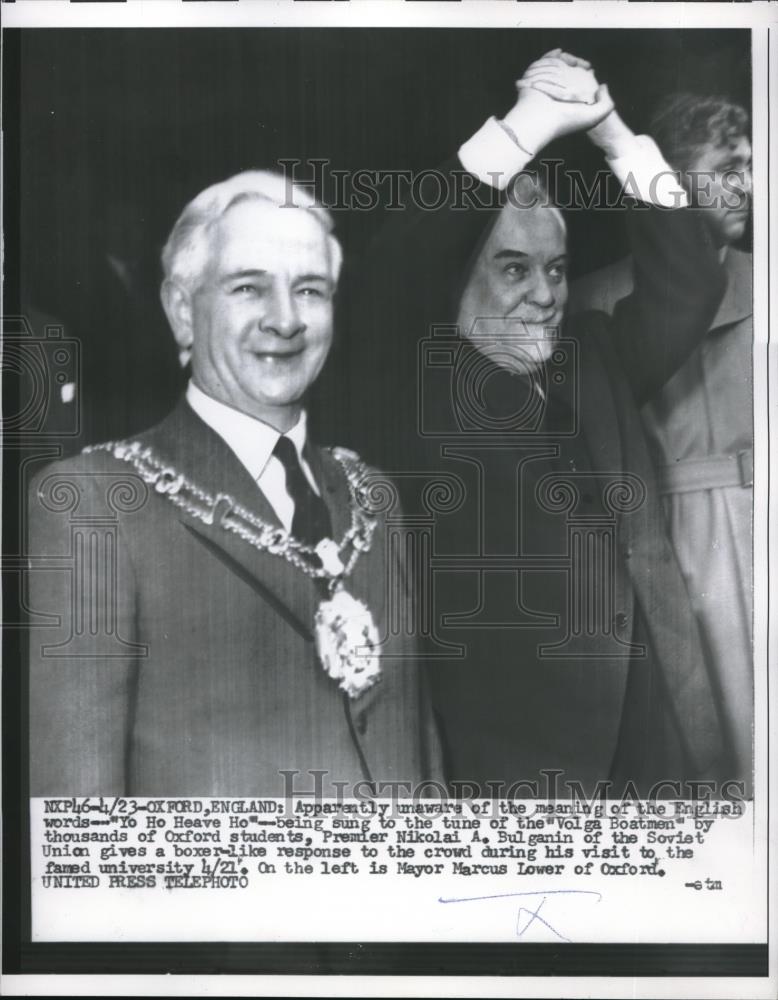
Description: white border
xmin=3 ymin=2 xmax=776 ymax=998
xmin=0 ymin=0 xmax=776 ymax=31
xmin=1 ymin=973 xmax=777 ymax=1000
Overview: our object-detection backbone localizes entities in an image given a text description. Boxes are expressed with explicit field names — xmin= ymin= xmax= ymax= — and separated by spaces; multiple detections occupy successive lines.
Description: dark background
xmin=11 ymin=27 xmax=750 ymax=449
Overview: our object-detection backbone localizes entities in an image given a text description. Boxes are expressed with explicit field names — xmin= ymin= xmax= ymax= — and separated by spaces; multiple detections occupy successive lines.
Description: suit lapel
xmin=143 ymin=398 xmax=281 ymax=521
xmin=309 ymin=443 xmax=354 ymax=542
xmin=712 ymin=248 xmax=752 ymax=330
xmin=131 ymin=401 xmax=393 ymax=779
xmin=138 ymin=399 xmax=321 ymax=639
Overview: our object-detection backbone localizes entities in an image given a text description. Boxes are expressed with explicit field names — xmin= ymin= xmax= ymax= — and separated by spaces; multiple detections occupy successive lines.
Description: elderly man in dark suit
xmin=340 ymin=52 xmax=729 ymax=796
xmin=27 ymin=170 xmax=442 ymax=797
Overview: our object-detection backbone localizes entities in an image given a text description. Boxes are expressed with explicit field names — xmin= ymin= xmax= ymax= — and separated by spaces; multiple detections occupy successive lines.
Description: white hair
xmin=161 ymin=169 xmax=342 ymax=291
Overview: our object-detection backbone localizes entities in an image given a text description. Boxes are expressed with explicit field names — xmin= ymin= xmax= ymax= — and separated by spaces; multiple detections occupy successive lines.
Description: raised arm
xmin=339 ymin=52 xmax=614 ymax=465
xmin=584 ymin=110 xmax=726 ymax=403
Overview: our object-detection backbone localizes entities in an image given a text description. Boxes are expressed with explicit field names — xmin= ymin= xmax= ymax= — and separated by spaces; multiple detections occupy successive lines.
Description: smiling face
xmin=684 ymin=135 xmax=752 ymax=247
xmin=457 ymin=202 xmax=568 ymax=372
xmin=170 ymin=200 xmax=336 ymax=431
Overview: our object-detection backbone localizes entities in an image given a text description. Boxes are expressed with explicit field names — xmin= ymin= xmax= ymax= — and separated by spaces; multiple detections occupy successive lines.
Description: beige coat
xmin=571 ymin=249 xmax=754 ymax=792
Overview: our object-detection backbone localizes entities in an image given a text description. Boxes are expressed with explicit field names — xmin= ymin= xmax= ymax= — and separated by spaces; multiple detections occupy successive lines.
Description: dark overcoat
xmin=331 ymin=158 xmax=729 ymax=795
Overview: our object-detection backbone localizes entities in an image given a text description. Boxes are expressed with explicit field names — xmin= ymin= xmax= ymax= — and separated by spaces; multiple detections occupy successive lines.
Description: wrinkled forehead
xmin=209 ymin=200 xmax=333 ymax=274
xmin=480 ymin=202 xmax=567 ymax=261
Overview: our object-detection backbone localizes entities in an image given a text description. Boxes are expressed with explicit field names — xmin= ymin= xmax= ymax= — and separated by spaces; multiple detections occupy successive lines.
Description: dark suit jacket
xmin=27 ymin=400 xmax=442 ymax=796
xmin=331 ymin=158 xmax=729 ymax=795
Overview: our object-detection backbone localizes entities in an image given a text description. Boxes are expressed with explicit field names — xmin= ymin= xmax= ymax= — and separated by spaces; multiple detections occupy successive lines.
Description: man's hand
xmin=518 ymin=48 xmax=599 ymax=104
xmin=503 ymin=49 xmax=614 ymax=156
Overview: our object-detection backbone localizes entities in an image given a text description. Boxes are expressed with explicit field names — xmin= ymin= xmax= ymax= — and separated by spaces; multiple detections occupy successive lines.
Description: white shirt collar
xmin=186 ymin=380 xmax=309 ymax=482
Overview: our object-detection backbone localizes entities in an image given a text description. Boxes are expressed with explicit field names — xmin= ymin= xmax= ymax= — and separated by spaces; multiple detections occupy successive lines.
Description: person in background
xmin=570 ymin=93 xmax=753 ymax=793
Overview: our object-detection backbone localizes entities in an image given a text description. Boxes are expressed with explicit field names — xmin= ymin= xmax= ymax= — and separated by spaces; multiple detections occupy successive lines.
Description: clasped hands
xmin=504 ymin=49 xmax=634 ymax=159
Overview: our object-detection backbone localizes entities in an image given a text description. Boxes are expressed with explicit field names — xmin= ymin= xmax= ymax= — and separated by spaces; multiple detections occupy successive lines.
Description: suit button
xmin=614 ymin=612 xmax=629 ymax=631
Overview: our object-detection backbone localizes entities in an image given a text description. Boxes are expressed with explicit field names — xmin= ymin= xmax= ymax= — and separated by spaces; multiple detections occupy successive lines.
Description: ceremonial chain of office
xmin=84 ymin=438 xmax=378 ymax=583
xmin=83 ymin=439 xmax=384 ymax=698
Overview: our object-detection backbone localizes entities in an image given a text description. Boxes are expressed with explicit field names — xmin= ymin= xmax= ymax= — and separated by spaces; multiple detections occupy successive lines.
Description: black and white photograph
xmin=2 ymin=1 xmax=775 ymax=997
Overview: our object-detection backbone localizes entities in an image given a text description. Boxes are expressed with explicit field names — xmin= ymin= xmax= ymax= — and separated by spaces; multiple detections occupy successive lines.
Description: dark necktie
xmin=272 ymin=435 xmax=332 ymax=547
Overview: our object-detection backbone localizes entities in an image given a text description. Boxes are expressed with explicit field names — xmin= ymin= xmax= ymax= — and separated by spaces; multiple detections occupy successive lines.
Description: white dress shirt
xmin=459 ymin=116 xmax=688 ymax=208
xmin=186 ymin=381 xmax=320 ymax=532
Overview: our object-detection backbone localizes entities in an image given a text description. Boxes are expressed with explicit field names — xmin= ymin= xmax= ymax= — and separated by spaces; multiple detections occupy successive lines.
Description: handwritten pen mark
xmin=516 ymin=896 xmax=569 ymax=942
xmin=439 ymin=889 xmax=603 ymax=943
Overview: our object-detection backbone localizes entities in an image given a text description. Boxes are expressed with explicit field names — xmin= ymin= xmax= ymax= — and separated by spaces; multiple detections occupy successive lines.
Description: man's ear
xmin=161 ymin=278 xmax=194 ymax=368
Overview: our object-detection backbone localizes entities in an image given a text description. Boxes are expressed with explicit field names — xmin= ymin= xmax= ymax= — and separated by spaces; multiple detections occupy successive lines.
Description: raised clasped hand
xmin=505 ymin=49 xmax=615 ymax=151
xmin=518 ymin=49 xmax=600 ymax=104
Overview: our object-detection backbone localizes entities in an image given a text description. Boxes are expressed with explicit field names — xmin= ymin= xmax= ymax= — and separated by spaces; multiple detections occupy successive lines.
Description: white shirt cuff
xmin=458 ymin=116 xmax=533 ymax=191
xmin=607 ymin=134 xmax=688 ymax=208
xmin=459 ymin=121 xmax=688 ymax=208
